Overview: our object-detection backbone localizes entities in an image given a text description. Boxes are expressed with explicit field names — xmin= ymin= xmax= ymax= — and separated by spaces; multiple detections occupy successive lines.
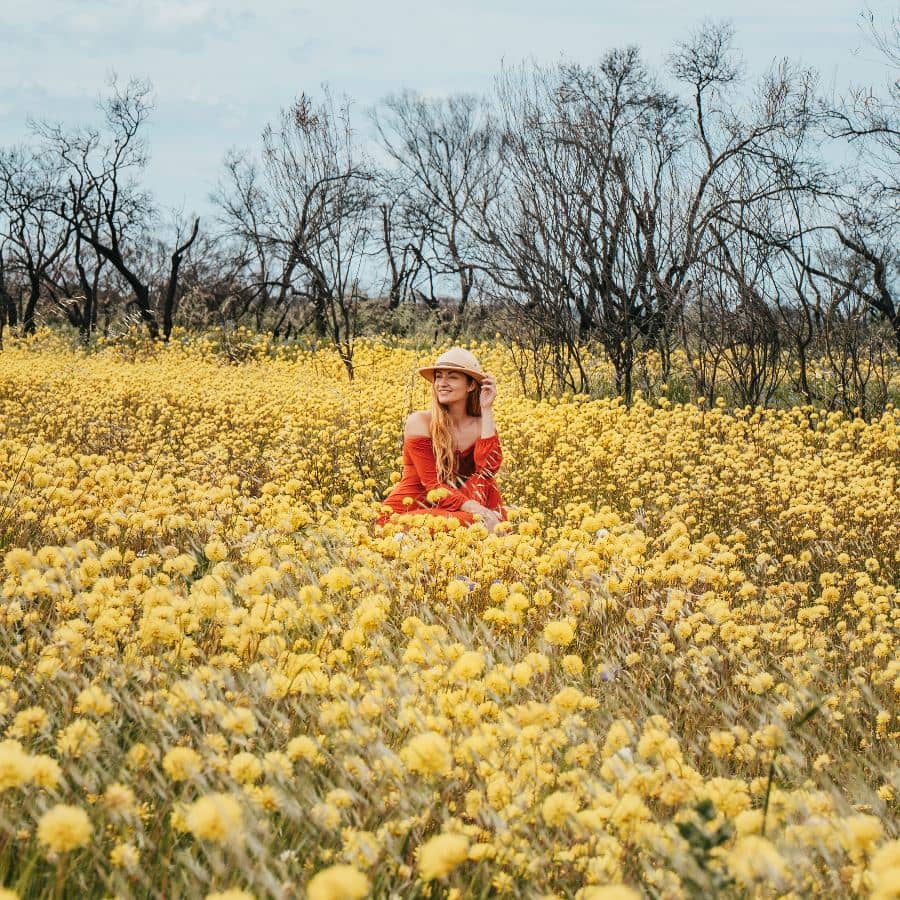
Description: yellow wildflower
xmin=185 ymin=793 xmax=243 ymax=844
xmin=306 ymin=865 xmax=369 ymax=900
xmin=401 ymin=732 xmax=452 ymax=777
xmin=36 ymin=805 xmax=92 ymax=854
xmin=418 ymin=833 xmax=470 ymax=881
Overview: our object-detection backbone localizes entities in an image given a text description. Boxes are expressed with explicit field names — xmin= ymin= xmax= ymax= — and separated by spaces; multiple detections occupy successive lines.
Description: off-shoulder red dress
xmin=376 ymin=434 xmax=506 ymax=526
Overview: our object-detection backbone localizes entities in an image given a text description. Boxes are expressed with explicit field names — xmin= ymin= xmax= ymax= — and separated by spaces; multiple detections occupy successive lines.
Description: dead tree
xmin=223 ymin=91 xmax=374 ymax=377
xmin=374 ymin=172 xmax=429 ymax=312
xmin=212 ymin=150 xmax=292 ymax=329
xmin=374 ymin=92 xmax=497 ymax=338
xmin=34 ymin=77 xmax=198 ymax=339
xmin=215 ymin=89 xmax=375 ymax=368
xmin=0 ymin=147 xmax=72 ymax=334
xmin=817 ymin=11 xmax=899 ymax=350
xmin=481 ymin=51 xmax=684 ymax=399
xmin=0 ymin=244 xmax=10 ymax=345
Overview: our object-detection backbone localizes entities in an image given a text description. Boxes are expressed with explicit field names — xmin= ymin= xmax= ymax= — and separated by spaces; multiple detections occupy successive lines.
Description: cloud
xmin=0 ymin=0 xmax=261 ymax=54
xmin=0 ymin=0 xmax=894 ymax=217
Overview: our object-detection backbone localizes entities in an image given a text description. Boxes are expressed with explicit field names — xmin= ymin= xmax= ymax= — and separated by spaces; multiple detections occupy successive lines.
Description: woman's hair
xmin=430 ymin=377 xmax=481 ymax=484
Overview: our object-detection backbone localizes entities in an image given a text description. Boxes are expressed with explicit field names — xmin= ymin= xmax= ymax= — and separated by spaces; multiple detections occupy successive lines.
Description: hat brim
xmin=417 ymin=365 xmax=485 ymax=384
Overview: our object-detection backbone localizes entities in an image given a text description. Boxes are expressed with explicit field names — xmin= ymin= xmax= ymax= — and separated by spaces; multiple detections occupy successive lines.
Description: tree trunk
xmin=313 ymin=294 xmax=328 ymax=338
xmin=133 ymin=283 xmax=159 ymax=339
xmin=75 ymin=238 xmax=97 ymax=340
xmin=0 ymin=252 xmax=10 ymax=340
xmin=22 ymin=279 xmax=40 ymax=335
xmin=162 ymin=217 xmax=200 ymax=341
xmin=340 ymin=350 xmax=354 ymax=381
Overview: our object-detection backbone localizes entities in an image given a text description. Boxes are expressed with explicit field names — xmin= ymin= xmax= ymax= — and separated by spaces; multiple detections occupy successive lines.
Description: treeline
xmin=0 ymin=18 xmax=897 ymax=410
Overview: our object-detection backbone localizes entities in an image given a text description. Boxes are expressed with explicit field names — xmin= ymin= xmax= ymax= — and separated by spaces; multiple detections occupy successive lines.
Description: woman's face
xmin=433 ymin=369 xmax=474 ymax=405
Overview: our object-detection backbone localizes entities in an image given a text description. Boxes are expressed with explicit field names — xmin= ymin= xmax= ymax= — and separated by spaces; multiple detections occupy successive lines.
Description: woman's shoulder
xmin=404 ymin=410 xmax=432 ymax=439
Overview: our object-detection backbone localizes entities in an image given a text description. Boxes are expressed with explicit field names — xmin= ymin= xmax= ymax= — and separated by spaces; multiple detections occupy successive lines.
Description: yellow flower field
xmin=0 ymin=333 xmax=897 ymax=898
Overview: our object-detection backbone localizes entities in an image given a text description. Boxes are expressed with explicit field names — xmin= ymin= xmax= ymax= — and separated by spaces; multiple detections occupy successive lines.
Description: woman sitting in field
xmin=377 ymin=347 xmax=506 ymax=532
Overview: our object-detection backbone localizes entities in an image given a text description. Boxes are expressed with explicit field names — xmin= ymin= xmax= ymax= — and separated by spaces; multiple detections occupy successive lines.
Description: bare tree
xmin=768 ymin=242 xmax=823 ymax=405
xmin=374 ymin=170 xmax=429 ymax=312
xmin=0 ymin=243 xmax=11 ymax=345
xmin=162 ymin=229 xmax=257 ymax=331
xmin=811 ymin=11 xmax=899 ymax=351
xmin=374 ymin=92 xmax=497 ymax=338
xmin=818 ymin=263 xmax=894 ymax=416
xmin=160 ymin=215 xmax=201 ymax=340
xmin=0 ymin=146 xmax=72 ymax=334
xmin=212 ymin=150 xmax=289 ymax=329
xmin=709 ymin=218 xmax=789 ymax=407
xmin=34 ymin=77 xmax=198 ymax=339
xmin=222 ymin=89 xmax=376 ymax=378
xmin=826 ymin=10 xmax=899 ymax=203
xmin=472 ymin=23 xmax=824 ymax=404
xmin=480 ymin=51 xmax=686 ymax=398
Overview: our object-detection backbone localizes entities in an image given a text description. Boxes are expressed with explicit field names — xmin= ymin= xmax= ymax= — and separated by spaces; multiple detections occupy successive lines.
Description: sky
xmin=0 ymin=0 xmax=895 ymax=222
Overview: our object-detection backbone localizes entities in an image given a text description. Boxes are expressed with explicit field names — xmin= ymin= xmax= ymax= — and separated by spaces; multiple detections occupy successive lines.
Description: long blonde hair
xmin=430 ymin=378 xmax=481 ymax=483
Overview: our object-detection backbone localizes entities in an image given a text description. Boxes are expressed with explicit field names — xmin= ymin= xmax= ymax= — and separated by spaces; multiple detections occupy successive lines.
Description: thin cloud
xmin=0 ymin=0 xmax=894 ymax=217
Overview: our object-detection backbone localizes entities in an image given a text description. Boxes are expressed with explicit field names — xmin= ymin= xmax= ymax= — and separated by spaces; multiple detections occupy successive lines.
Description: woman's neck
xmin=440 ymin=400 xmax=494 ymax=440
xmin=444 ymin=399 xmax=472 ymax=426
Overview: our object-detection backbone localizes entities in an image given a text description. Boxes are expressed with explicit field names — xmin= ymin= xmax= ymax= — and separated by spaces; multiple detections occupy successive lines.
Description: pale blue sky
xmin=1 ymin=1 xmax=895 ymax=220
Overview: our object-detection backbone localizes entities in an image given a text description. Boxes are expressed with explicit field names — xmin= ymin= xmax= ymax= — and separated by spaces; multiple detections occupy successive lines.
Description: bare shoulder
xmin=404 ymin=410 xmax=432 ymax=438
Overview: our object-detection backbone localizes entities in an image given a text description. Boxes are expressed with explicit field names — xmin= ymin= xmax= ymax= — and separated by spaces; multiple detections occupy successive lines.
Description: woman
xmin=377 ymin=347 xmax=506 ymax=532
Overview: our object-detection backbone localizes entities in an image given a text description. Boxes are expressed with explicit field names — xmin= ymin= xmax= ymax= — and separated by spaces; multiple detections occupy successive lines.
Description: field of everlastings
xmin=0 ymin=333 xmax=897 ymax=900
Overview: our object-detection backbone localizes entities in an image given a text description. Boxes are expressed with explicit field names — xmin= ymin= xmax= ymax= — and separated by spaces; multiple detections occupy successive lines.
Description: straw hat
xmin=417 ymin=347 xmax=485 ymax=384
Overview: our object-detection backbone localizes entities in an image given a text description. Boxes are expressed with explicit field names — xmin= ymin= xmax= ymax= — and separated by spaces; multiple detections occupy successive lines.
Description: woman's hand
xmin=479 ymin=508 xmax=501 ymax=533
xmin=479 ymin=375 xmax=496 ymax=409
xmin=462 ymin=499 xmax=501 ymax=533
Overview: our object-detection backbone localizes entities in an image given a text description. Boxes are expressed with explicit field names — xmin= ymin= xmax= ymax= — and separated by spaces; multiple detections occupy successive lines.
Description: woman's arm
xmin=479 ymin=407 xmax=496 ymax=438
xmin=478 ymin=376 xmax=497 ymax=438
xmin=462 ymin=376 xmax=502 ymax=518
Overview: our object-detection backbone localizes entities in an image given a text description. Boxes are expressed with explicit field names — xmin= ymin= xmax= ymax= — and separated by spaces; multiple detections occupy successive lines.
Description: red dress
xmin=377 ymin=434 xmax=506 ymax=527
